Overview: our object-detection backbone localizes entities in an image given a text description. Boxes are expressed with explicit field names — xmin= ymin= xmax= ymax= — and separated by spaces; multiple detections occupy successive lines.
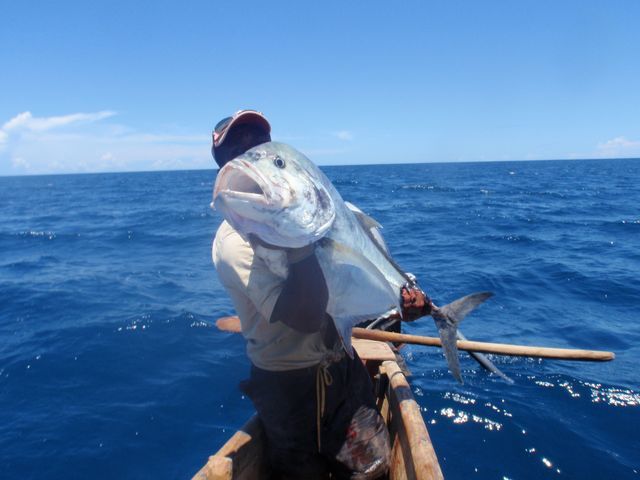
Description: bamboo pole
xmin=215 ymin=316 xmax=615 ymax=362
xmin=352 ymin=328 xmax=615 ymax=362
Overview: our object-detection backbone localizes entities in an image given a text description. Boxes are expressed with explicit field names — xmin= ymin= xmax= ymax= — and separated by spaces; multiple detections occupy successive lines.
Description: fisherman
xmin=211 ymin=110 xmax=431 ymax=479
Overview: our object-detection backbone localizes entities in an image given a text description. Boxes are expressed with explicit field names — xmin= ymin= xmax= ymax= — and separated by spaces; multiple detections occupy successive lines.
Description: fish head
xmin=213 ymin=142 xmax=336 ymax=248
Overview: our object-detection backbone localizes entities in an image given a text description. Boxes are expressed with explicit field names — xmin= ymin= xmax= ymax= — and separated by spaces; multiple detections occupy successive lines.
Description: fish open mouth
xmin=214 ymin=160 xmax=270 ymax=205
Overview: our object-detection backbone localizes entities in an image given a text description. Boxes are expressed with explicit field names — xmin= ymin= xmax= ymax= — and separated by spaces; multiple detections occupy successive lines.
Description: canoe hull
xmin=193 ymin=343 xmax=443 ymax=480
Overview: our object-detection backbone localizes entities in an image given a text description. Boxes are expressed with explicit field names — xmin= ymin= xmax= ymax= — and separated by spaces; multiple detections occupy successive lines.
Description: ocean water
xmin=1 ymin=159 xmax=639 ymax=479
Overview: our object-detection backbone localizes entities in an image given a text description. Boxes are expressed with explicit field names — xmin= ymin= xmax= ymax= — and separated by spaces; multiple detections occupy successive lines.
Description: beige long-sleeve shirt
xmin=212 ymin=220 xmax=330 ymax=371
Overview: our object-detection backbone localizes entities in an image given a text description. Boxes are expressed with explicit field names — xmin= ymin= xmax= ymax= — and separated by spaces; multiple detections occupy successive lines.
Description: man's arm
xmin=269 ymin=244 xmax=329 ymax=333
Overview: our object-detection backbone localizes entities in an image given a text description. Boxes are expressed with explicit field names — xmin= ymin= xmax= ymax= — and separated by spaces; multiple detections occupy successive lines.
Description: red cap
xmin=212 ymin=110 xmax=271 ymax=148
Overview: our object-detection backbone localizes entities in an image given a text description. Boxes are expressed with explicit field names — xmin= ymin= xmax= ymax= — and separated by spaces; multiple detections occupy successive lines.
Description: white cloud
xmin=11 ymin=157 xmax=30 ymax=170
xmin=2 ymin=110 xmax=116 ymax=132
xmin=333 ymin=130 xmax=353 ymax=141
xmin=0 ymin=110 xmax=211 ymax=175
xmin=596 ymin=136 xmax=640 ymax=158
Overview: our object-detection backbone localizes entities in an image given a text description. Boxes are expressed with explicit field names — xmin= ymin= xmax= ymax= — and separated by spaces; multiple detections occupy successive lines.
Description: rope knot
xmin=316 ymin=362 xmax=334 ymax=451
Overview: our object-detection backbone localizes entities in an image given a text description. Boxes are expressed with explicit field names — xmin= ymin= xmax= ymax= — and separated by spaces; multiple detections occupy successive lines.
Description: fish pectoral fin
xmin=345 ymin=201 xmax=382 ymax=230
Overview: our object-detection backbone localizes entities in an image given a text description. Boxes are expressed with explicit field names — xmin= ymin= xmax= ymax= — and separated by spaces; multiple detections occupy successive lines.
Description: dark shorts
xmin=240 ymin=351 xmax=382 ymax=479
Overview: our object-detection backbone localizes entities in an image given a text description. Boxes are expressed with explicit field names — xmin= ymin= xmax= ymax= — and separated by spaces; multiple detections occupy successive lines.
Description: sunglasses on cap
xmin=213 ymin=116 xmax=232 ymax=141
xmin=212 ymin=110 xmax=269 ymax=148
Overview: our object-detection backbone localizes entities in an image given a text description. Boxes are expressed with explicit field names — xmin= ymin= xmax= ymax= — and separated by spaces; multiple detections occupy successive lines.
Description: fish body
xmin=213 ymin=142 xmax=492 ymax=382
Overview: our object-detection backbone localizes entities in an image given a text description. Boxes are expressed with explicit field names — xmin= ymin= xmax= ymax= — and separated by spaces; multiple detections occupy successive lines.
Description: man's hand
xmin=285 ymin=243 xmax=316 ymax=264
xmin=400 ymin=286 xmax=432 ymax=322
xmin=248 ymin=235 xmax=315 ymax=264
xmin=268 ymin=240 xmax=328 ymax=333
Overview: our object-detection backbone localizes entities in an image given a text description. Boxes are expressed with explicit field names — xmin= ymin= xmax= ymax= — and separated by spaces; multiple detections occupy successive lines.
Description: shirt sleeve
xmin=212 ymin=224 xmax=283 ymax=322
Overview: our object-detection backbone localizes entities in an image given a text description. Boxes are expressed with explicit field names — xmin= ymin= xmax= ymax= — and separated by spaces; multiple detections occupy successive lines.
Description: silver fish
xmin=213 ymin=141 xmax=493 ymax=382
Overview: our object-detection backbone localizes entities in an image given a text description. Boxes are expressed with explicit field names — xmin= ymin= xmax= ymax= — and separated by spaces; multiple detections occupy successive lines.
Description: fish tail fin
xmin=432 ymin=292 xmax=494 ymax=383
xmin=457 ymin=330 xmax=514 ymax=384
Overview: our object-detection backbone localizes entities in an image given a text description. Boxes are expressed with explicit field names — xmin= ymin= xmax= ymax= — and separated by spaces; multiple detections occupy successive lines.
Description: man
xmin=211 ymin=110 xmax=430 ymax=479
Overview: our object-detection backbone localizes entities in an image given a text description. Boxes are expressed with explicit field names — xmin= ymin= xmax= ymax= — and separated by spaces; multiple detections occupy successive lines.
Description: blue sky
xmin=1 ymin=0 xmax=639 ymax=175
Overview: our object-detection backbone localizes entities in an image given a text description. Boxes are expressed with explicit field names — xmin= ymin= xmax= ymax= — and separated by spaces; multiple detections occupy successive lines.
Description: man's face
xmin=214 ymin=125 xmax=271 ymax=167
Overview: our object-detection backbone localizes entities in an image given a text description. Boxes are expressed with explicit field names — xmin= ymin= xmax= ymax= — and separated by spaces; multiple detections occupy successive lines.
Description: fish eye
xmin=273 ymin=156 xmax=286 ymax=169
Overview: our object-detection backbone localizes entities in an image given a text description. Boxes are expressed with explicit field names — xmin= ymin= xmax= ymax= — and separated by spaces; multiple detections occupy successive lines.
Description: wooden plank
xmin=383 ymin=361 xmax=443 ymax=480
xmin=353 ymin=338 xmax=397 ymax=361
xmin=192 ymin=415 xmax=269 ymax=480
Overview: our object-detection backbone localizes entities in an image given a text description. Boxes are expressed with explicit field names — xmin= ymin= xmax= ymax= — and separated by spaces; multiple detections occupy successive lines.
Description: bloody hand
xmin=400 ymin=286 xmax=432 ymax=321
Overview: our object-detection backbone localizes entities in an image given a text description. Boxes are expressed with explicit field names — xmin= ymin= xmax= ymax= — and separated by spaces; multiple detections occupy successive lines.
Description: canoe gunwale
xmin=381 ymin=360 xmax=444 ymax=480
xmin=192 ymin=415 xmax=269 ymax=480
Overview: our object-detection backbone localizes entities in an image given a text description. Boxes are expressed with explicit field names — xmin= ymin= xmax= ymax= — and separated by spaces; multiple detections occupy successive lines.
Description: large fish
xmin=213 ymin=141 xmax=492 ymax=382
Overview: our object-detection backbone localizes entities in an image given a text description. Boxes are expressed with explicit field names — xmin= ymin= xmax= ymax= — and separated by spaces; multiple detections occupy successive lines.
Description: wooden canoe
xmin=192 ymin=339 xmax=444 ymax=479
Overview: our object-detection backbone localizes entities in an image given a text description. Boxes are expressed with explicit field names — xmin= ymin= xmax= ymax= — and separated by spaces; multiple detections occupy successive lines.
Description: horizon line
xmin=1 ymin=156 xmax=638 ymax=178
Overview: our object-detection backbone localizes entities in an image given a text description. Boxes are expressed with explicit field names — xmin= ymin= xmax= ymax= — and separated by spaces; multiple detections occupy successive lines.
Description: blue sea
xmin=1 ymin=159 xmax=639 ymax=479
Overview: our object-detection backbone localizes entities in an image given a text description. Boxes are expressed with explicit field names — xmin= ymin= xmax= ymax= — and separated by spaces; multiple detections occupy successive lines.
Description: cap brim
xmin=214 ymin=110 xmax=271 ymax=147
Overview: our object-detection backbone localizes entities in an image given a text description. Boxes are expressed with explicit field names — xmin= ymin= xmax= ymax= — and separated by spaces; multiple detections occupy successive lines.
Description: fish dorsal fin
xmin=345 ymin=201 xmax=411 ymax=283
xmin=345 ymin=201 xmax=382 ymax=230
